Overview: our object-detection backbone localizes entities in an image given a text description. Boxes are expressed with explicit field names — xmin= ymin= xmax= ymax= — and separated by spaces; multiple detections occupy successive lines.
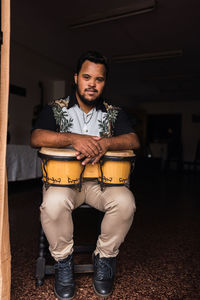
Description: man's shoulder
xmin=48 ymin=97 xmax=70 ymax=109
xmin=97 ymin=98 xmax=121 ymax=113
xmin=103 ymin=101 xmax=121 ymax=112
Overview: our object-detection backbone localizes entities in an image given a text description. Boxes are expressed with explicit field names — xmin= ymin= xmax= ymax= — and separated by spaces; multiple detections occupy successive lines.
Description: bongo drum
xmin=98 ymin=150 xmax=135 ymax=186
xmin=38 ymin=147 xmax=84 ymax=189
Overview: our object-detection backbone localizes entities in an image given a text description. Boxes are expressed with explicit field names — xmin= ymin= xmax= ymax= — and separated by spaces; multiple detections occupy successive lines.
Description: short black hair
xmin=76 ymin=50 xmax=109 ymax=77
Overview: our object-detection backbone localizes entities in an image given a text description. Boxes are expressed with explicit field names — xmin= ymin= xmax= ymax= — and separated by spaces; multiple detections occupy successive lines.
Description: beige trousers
xmin=40 ymin=181 xmax=136 ymax=261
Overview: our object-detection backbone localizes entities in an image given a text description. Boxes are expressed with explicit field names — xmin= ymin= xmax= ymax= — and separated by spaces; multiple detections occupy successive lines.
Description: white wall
xmin=9 ymin=41 xmax=72 ymax=145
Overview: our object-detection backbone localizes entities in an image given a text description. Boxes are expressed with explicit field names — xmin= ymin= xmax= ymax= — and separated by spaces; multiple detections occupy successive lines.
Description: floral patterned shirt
xmin=33 ymin=94 xmax=135 ymax=137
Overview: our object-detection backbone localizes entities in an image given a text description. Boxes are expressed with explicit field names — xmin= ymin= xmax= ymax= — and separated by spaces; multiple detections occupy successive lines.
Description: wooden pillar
xmin=0 ymin=0 xmax=11 ymax=299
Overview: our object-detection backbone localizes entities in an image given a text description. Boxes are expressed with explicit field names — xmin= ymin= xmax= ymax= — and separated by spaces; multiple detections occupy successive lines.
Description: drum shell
xmin=98 ymin=151 xmax=135 ymax=186
xmin=38 ymin=148 xmax=84 ymax=187
xmin=38 ymin=148 xmax=135 ymax=187
xmin=83 ymin=163 xmax=99 ymax=179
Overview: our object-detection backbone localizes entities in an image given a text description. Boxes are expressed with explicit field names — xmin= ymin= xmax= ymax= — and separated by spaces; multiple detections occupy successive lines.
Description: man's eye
xmin=96 ymin=77 xmax=104 ymax=82
xmin=83 ymin=75 xmax=90 ymax=80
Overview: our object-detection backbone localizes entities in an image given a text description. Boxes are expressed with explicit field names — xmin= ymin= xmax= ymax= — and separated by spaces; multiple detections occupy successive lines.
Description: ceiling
xmin=11 ymin=0 xmax=200 ymax=105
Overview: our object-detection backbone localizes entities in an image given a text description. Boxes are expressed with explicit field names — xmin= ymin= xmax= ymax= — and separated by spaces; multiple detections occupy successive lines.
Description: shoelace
xmin=55 ymin=259 xmax=73 ymax=283
xmin=95 ymin=258 xmax=113 ymax=280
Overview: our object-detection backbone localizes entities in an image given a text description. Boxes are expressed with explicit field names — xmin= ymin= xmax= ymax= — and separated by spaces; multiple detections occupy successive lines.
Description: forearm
xmin=82 ymin=132 xmax=140 ymax=165
xmin=30 ymin=129 xmax=102 ymax=159
xmin=105 ymin=132 xmax=140 ymax=151
xmin=30 ymin=129 xmax=75 ymax=148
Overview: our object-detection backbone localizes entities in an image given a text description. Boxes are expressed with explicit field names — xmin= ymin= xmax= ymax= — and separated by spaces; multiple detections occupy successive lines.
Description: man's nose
xmin=88 ymin=78 xmax=96 ymax=87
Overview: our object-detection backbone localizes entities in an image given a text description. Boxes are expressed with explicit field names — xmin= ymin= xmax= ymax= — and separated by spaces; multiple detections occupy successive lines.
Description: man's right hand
xmin=71 ymin=134 xmax=102 ymax=158
xmin=31 ymin=129 xmax=102 ymax=159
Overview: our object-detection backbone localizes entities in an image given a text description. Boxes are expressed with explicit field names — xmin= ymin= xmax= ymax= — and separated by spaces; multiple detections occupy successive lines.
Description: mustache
xmin=85 ymin=88 xmax=98 ymax=93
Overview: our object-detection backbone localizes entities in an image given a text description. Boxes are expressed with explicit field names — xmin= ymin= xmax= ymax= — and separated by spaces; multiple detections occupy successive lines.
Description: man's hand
xmin=74 ymin=132 xmax=140 ymax=166
xmin=76 ymin=137 xmax=110 ymax=165
xmin=71 ymin=134 xmax=102 ymax=159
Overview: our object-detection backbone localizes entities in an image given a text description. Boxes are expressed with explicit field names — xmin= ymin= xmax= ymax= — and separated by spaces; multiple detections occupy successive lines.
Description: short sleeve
xmin=113 ymin=109 xmax=135 ymax=136
xmin=32 ymin=105 xmax=57 ymax=132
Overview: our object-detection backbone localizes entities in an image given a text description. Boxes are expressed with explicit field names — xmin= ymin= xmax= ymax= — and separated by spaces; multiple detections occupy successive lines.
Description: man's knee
xmin=117 ymin=192 xmax=136 ymax=220
xmin=41 ymin=187 xmax=74 ymax=221
xmin=105 ymin=187 xmax=136 ymax=220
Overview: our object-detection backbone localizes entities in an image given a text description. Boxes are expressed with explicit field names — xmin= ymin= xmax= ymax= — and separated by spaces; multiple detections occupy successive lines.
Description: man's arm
xmin=77 ymin=132 xmax=140 ymax=165
xmin=30 ymin=129 xmax=102 ymax=157
xmin=31 ymin=129 xmax=71 ymax=148
xmin=104 ymin=132 xmax=140 ymax=151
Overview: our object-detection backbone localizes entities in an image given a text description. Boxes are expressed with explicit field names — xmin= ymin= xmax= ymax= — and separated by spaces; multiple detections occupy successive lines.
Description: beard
xmin=76 ymin=84 xmax=103 ymax=107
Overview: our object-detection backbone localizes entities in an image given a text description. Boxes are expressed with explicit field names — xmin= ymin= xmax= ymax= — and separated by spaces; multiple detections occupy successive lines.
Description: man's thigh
xmin=42 ymin=185 xmax=85 ymax=212
xmin=84 ymin=181 xmax=135 ymax=212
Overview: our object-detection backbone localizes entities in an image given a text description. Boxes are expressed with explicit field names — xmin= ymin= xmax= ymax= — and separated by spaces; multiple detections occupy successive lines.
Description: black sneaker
xmin=54 ymin=254 xmax=75 ymax=300
xmin=93 ymin=254 xmax=116 ymax=298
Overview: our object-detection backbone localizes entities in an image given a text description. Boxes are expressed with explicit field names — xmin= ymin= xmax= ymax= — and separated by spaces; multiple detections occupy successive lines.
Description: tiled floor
xmin=9 ymin=171 xmax=200 ymax=299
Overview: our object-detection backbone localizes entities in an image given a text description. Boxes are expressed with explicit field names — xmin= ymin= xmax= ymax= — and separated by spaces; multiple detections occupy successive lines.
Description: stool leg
xmin=36 ymin=226 xmax=47 ymax=286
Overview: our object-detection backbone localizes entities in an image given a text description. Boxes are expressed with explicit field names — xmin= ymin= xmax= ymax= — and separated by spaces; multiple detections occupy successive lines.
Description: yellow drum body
xmin=38 ymin=147 xmax=84 ymax=186
xmin=98 ymin=150 xmax=135 ymax=185
xmin=38 ymin=148 xmax=135 ymax=188
xmin=83 ymin=163 xmax=99 ymax=179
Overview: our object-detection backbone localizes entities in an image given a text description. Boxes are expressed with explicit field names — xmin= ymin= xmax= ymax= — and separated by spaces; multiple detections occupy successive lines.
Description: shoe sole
xmin=54 ymin=287 xmax=75 ymax=300
xmin=93 ymin=283 xmax=112 ymax=298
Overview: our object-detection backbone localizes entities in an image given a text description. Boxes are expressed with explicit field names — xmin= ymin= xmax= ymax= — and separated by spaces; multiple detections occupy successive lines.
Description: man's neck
xmin=75 ymin=92 xmax=95 ymax=114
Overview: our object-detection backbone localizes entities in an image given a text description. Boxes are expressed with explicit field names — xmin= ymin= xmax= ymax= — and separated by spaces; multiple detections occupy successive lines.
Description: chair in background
xmin=164 ymin=138 xmax=183 ymax=171
xmin=184 ymin=139 xmax=200 ymax=173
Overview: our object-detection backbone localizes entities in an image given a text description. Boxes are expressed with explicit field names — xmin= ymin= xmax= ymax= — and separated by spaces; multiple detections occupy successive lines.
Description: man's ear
xmin=74 ymin=73 xmax=77 ymax=84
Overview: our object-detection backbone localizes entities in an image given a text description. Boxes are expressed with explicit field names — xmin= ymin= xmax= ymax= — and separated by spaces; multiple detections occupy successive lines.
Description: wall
xmin=133 ymin=100 xmax=200 ymax=162
xmin=109 ymin=93 xmax=200 ymax=161
xmin=8 ymin=41 xmax=72 ymax=145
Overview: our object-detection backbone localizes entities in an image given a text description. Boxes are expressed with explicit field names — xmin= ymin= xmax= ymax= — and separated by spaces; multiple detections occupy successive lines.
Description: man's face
xmin=74 ymin=60 xmax=106 ymax=106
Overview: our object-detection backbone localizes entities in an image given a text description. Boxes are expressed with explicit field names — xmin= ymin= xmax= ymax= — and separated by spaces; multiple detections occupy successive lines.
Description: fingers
xmin=78 ymin=139 xmax=102 ymax=157
xmin=91 ymin=154 xmax=102 ymax=165
xmin=79 ymin=144 xmax=98 ymax=157
xmin=92 ymin=136 xmax=101 ymax=140
xmin=89 ymin=139 xmax=102 ymax=154
xmin=77 ymin=151 xmax=104 ymax=165
xmin=78 ymin=153 xmax=103 ymax=165
xmin=72 ymin=135 xmax=104 ymax=158
xmin=81 ymin=157 xmax=93 ymax=165
xmin=75 ymin=137 xmax=109 ymax=164
xmin=76 ymin=153 xmax=85 ymax=160
xmin=76 ymin=151 xmax=102 ymax=165
xmin=75 ymin=144 xmax=95 ymax=157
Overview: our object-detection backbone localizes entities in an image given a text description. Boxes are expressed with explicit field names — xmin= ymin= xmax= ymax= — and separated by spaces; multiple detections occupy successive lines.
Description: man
xmin=31 ymin=51 xmax=140 ymax=300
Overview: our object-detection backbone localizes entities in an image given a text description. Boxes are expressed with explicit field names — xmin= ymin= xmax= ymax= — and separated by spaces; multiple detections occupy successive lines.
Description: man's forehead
xmin=80 ymin=60 xmax=106 ymax=76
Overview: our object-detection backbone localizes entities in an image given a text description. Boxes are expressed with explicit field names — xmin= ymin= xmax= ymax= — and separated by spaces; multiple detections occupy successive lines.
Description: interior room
xmin=4 ymin=0 xmax=200 ymax=299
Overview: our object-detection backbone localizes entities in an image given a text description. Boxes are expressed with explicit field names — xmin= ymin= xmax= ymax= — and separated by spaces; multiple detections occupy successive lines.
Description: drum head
xmin=39 ymin=147 xmax=77 ymax=157
xmin=104 ymin=150 xmax=135 ymax=157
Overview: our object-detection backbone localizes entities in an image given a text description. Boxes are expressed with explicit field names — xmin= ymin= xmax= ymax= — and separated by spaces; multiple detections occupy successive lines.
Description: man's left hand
xmin=76 ymin=137 xmax=110 ymax=165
